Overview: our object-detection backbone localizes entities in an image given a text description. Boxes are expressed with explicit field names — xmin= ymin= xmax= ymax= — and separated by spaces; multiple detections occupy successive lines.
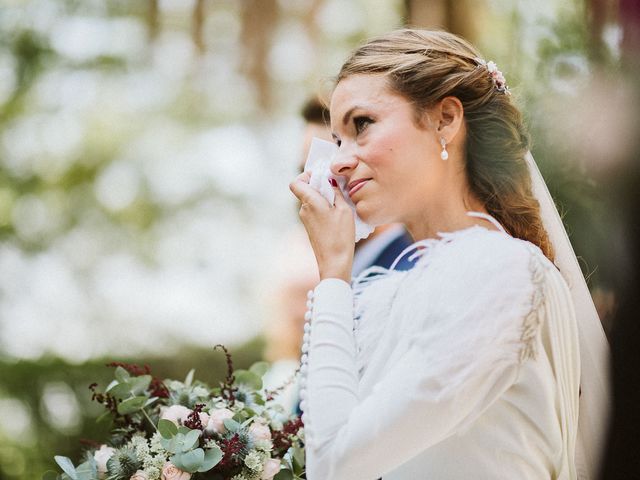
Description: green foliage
xmin=158 ymin=418 xmax=178 ymax=439
xmin=0 ymin=339 xmax=265 ymax=480
xmin=54 ymin=457 xmax=77 ymax=480
xmin=249 ymin=361 xmax=269 ymax=378
xmin=233 ymin=370 xmax=263 ymax=391
xmin=155 ymin=414 xmax=223 ymax=473
xmin=160 ymin=429 xmax=200 ymax=454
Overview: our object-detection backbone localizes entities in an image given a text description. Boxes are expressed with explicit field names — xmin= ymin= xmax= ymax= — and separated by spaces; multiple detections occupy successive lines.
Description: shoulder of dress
xmin=410 ymin=230 xmax=553 ymax=364
xmin=423 ymin=229 xmax=540 ymax=279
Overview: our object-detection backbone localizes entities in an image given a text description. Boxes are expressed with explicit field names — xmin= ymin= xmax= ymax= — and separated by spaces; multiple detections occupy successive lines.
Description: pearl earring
xmin=440 ymin=137 xmax=449 ymax=160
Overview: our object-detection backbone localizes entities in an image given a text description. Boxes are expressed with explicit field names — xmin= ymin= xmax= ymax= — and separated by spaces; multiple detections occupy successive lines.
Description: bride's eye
xmin=354 ymin=116 xmax=373 ymax=135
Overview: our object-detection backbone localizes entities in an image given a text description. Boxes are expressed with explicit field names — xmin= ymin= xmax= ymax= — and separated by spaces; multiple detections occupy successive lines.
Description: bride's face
xmin=329 ymin=74 xmax=446 ymax=226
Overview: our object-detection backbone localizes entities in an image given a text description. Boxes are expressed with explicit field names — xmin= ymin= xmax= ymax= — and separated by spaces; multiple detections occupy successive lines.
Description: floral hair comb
xmin=474 ymin=58 xmax=510 ymax=95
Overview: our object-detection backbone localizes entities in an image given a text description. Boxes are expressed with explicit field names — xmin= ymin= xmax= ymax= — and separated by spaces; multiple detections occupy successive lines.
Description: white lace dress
xmin=299 ymin=225 xmax=580 ymax=480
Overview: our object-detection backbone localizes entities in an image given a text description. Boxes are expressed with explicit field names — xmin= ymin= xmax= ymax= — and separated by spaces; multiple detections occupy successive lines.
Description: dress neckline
xmin=466 ymin=211 xmax=507 ymax=233
xmin=386 ymin=212 xmax=507 ymax=272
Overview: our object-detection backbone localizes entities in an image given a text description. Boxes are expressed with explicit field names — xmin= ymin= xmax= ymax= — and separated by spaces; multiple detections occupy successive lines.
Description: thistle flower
xmin=106 ymin=446 xmax=142 ymax=480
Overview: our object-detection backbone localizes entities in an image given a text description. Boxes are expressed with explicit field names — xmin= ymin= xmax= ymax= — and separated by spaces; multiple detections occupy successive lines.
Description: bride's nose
xmin=330 ymin=146 xmax=358 ymax=176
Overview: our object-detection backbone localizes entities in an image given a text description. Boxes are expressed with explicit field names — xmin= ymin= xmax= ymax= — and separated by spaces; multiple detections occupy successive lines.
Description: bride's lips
xmin=347 ymin=178 xmax=371 ymax=198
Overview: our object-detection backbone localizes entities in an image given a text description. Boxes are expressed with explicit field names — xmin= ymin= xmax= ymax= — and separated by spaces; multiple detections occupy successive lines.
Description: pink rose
xmin=130 ymin=471 xmax=149 ymax=480
xmin=161 ymin=462 xmax=191 ymax=480
xmin=205 ymin=408 xmax=234 ymax=433
xmin=198 ymin=411 xmax=210 ymax=427
xmin=160 ymin=405 xmax=191 ymax=425
xmin=93 ymin=445 xmax=115 ymax=477
xmin=249 ymin=422 xmax=272 ymax=443
xmin=261 ymin=458 xmax=281 ymax=480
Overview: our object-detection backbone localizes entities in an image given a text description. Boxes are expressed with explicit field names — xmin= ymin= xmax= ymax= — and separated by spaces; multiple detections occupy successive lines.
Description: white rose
xmin=130 ymin=471 xmax=149 ymax=480
xmin=249 ymin=422 xmax=272 ymax=443
xmin=205 ymin=408 xmax=234 ymax=433
xmin=93 ymin=445 xmax=116 ymax=477
xmin=160 ymin=405 xmax=192 ymax=425
xmin=261 ymin=458 xmax=281 ymax=480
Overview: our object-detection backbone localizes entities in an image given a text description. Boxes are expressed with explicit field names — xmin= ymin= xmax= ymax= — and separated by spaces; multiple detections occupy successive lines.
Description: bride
xmin=289 ymin=29 xmax=609 ymax=479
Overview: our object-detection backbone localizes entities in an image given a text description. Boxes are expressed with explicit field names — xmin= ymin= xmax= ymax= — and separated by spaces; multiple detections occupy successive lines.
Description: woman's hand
xmin=289 ymin=172 xmax=355 ymax=283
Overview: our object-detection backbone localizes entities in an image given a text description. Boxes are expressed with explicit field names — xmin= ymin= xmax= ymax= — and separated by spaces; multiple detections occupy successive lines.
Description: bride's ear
xmin=431 ymin=96 xmax=464 ymax=142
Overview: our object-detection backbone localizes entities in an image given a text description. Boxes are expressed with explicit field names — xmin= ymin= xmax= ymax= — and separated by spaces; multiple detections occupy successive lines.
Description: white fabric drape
xmin=526 ymin=152 xmax=611 ymax=479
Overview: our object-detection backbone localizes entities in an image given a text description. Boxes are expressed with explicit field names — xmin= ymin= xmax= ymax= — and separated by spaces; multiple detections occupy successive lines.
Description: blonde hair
xmin=337 ymin=29 xmax=554 ymax=260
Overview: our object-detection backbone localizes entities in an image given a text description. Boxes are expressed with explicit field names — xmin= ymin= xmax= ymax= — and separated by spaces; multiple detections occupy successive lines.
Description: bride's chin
xmin=355 ymin=202 xmax=383 ymax=226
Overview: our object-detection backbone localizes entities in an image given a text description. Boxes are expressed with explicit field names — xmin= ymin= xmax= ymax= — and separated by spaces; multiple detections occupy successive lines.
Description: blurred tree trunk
xmin=404 ymin=0 xmax=484 ymax=43
xmin=586 ymin=0 xmax=609 ymax=64
xmin=193 ymin=0 xmax=206 ymax=55
xmin=301 ymin=0 xmax=324 ymax=55
xmin=620 ymin=0 xmax=640 ymax=70
xmin=147 ymin=0 xmax=159 ymax=41
xmin=239 ymin=0 xmax=279 ymax=112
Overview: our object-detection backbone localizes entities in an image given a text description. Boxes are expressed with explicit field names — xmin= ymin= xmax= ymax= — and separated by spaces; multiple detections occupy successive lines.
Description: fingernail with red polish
xmin=329 ymin=178 xmax=338 ymax=187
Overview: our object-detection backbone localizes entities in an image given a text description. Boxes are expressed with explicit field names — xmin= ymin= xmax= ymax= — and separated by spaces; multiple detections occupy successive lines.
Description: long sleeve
xmin=302 ymin=232 xmax=557 ymax=480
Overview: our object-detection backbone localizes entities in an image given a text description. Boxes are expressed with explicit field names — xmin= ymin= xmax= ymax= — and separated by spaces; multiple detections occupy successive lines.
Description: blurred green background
xmin=0 ymin=0 xmax=634 ymax=478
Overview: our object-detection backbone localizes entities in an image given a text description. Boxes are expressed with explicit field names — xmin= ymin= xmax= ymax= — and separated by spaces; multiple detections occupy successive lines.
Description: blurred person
xmin=290 ymin=29 xmax=609 ymax=479
xmin=599 ymin=1 xmax=640 ymax=477
xmin=262 ymin=228 xmax=319 ymax=413
xmin=598 ymin=143 xmax=640 ymax=480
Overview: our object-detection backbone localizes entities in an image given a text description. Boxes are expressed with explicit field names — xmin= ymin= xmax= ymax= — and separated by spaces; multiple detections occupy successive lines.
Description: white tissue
xmin=303 ymin=137 xmax=375 ymax=242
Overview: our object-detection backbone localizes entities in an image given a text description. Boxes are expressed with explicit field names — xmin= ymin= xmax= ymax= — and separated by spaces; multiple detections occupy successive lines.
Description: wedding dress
xmin=301 ymin=221 xmax=580 ymax=479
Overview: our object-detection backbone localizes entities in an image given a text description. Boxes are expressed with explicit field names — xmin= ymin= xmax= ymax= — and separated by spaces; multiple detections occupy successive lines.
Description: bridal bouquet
xmin=43 ymin=347 xmax=305 ymax=480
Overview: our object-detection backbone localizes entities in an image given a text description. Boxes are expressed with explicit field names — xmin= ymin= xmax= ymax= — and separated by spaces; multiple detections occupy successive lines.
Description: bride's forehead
xmin=330 ymin=75 xmax=406 ymax=116
xmin=331 ymin=75 xmax=388 ymax=104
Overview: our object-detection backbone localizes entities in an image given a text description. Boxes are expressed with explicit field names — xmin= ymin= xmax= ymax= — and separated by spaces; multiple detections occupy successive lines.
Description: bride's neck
xmin=404 ymin=196 xmax=493 ymax=241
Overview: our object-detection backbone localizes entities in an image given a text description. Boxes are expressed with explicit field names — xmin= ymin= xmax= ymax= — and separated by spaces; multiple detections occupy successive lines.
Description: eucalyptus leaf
xmin=75 ymin=459 xmax=97 ymax=480
xmin=198 ymin=446 xmax=223 ymax=472
xmin=54 ymin=456 xmax=78 ymax=480
xmin=249 ymin=361 xmax=269 ymax=377
xmin=223 ymin=418 xmax=241 ymax=433
xmin=234 ymin=411 xmax=250 ymax=422
xmin=182 ymin=429 xmax=201 ymax=451
xmin=233 ymin=369 xmax=262 ymax=390
xmin=105 ymin=380 xmax=118 ymax=392
xmin=106 ymin=382 xmax=132 ymax=400
xmin=114 ymin=366 xmax=130 ymax=383
xmin=158 ymin=419 xmax=178 ymax=439
xmin=177 ymin=426 xmax=191 ymax=434
xmin=117 ymin=395 xmax=147 ymax=415
xmin=292 ymin=453 xmax=303 ymax=476
xmin=274 ymin=470 xmax=293 ymax=480
xmin=184 ymin=369 xmax=195 ymax=387
xmin=292 ymin=445 xmax=305 ymax=469
xmin=160 ymin=435 xmax=181 ymax=454
xmin=171 ymin=448 xmax=205 ymax=473
xmin=128 ymin=375 xmax=152 ymax=395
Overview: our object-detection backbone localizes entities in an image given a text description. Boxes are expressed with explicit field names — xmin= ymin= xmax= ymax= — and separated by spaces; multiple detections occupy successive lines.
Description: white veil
xmin=526 ymin=152 xmax=610 ymax=480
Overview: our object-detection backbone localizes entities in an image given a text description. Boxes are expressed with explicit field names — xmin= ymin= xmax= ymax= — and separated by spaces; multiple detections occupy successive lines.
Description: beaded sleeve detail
xmin=520 ymin=244 xmax=548 ymax=363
